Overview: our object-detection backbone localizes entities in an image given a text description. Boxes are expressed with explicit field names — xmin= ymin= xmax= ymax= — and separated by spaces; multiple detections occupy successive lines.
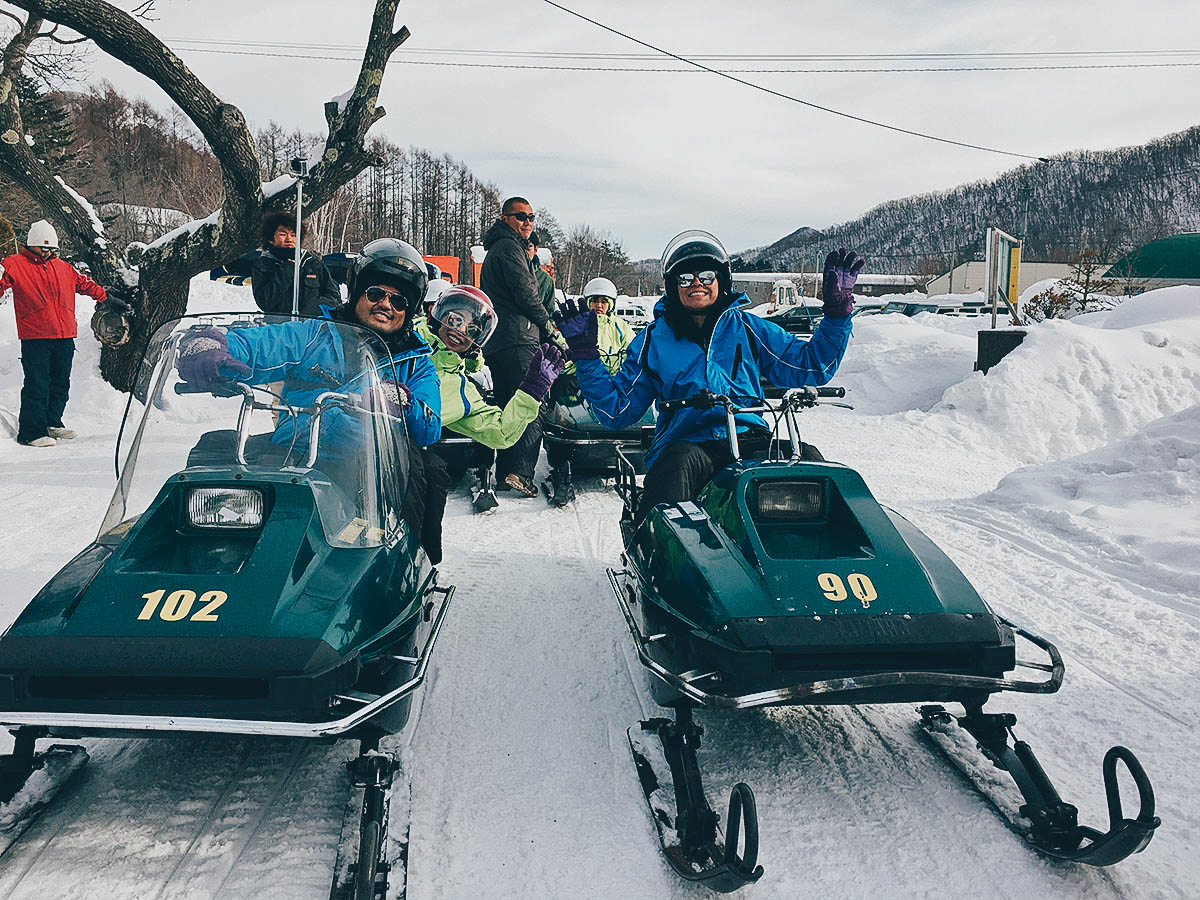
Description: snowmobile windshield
xmin=99 ymin=313 xmax=411 ymax=549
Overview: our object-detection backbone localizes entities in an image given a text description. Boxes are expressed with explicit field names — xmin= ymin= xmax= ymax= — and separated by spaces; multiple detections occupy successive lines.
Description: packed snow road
xmin=0 ymin=280 xmax=1196 ymax=897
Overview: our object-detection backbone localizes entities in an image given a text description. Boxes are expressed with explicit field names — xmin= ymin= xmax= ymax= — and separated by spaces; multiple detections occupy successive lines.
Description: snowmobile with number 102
xmin=0 ymin=313 xmax=454 ymax=900
xmin=608 ymin=387 xmax=1159 ymax=893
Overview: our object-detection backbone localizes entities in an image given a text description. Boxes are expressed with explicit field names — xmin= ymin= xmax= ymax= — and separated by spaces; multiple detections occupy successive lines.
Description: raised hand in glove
xmin=552 ymin=297 xmax=600 ymax=360
xmin=177 ymin=327 xmax=251 ymax=389
xmin=821 ymin=248 xmax=865 ymax=318
xmin=518 ymin=343 xmax=566 ymax=401
xmin=379 ymin=380 xmax=413 ymax=417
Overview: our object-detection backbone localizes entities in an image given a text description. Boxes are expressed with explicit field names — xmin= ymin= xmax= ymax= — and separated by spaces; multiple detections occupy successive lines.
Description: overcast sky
xmin=76 ymin=0 xmax=1200 ymax=260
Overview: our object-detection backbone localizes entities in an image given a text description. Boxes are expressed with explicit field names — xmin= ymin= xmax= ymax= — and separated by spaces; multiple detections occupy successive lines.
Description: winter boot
xmin=504 ymin=473 xmax=539 ymax=498
xmin=471 ymin=468 xmax=499 ymax=514
xmin=47 ymin=427 xmax=77 ymax=440
xmin=542 ymin=463 xmax=576 ymax=508
xmin=19 ymin=436 xmax=56 ymax=448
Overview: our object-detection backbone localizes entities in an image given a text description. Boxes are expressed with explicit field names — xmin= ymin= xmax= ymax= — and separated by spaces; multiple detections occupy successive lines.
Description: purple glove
xmin=552 ymin=297 xmax=600 ymax=361
xmin=821 ymin=248 xmax=865 ymax=318
xmin=518 ymin=343 xmax=566 ymax=401
xmin=380 ymin=380 xmax=412 ymax=417
xmin=178 ymin=327 xmax=251 ymax=389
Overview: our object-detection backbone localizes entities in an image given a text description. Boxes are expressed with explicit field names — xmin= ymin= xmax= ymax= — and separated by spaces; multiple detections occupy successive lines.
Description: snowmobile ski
xmin=919 ymin=705 xmax=1159 ymax=866
xmin=0 ymin=728 xmax=89 ymax=855
xmin=330 ymin=736 xmax=406 ymax=900
xmin=628 ymin=706 xmax=762 ymax=893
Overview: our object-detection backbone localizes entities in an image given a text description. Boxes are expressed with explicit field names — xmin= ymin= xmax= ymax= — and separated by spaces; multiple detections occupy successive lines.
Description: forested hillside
xmin=736 ymin=126 xmax=1200 ymax=275
xmin=0 ymin=80 xmax=638 ymax=294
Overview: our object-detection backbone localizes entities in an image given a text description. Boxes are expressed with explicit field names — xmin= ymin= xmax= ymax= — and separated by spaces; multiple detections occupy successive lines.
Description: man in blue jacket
xmin=178 ymin=238 xmax=450 ymax=561
xmin=555 ymin=229 xmax=862 ymax=519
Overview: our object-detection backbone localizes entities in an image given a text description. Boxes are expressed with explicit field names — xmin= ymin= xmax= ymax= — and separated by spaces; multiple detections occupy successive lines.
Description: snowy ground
xmin=0 ymin=277 xmax=1197 ymax=898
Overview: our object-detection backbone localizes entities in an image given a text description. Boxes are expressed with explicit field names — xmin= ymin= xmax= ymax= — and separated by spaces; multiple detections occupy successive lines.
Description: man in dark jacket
xmin=479 ymin=197 xmax=556 ymax=495
xmin=250 ymin=211 xmax=341 ymax=317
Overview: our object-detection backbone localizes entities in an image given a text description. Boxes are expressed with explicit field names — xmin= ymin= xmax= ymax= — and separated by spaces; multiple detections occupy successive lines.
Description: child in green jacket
xmin=417 ymin=285 xmax=565 ymax=512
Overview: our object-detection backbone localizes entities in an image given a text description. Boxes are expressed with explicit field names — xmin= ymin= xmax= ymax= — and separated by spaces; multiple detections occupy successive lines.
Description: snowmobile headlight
xmin=754 ymin=480 xmax=825 ymax=521
xmin=186 ymin=487 xmax=265 ymax=529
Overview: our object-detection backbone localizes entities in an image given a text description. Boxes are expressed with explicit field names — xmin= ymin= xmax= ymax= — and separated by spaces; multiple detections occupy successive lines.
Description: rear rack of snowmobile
xmin=0 ymin=582 xmax=453 ymax=739
xmin=607 ymin=568 xmax=1063 ymax=708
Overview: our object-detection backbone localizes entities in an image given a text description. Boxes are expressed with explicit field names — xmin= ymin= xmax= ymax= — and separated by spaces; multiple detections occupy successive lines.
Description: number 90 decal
xmin=817 ymin=572 xmax=878 ymax=609
xmin=138 ymin=589 xmax=228 ymax=622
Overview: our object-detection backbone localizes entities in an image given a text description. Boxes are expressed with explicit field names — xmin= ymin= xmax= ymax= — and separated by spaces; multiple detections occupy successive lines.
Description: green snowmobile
xmin=608 ymin=387 xmax=1158 ymax=892
xmin=0 ymin=313 xmax=453 ymax=900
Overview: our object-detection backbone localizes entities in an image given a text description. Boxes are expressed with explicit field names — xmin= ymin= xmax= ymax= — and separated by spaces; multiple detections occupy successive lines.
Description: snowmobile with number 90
xmin=0 ymin=313 xmax=453 ymax=900
xmin=608 ymin=387 xmax=1159 ymax=893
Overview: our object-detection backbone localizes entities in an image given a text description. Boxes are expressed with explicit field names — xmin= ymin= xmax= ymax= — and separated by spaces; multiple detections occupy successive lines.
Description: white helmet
xmin=423 ymin=277 xmax=454 ymax=313
xmin=27 ymin=220 xmax=58 ymax=251
xmin=583 ymin=277 xmax=617 ymax=301
xmin=536 ymin=247 xmax=553 ymax=266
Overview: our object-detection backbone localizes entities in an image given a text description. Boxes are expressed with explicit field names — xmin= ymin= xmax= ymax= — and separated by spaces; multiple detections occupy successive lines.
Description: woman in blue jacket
xmin=555 ymin=230 xmax=863 ymax=519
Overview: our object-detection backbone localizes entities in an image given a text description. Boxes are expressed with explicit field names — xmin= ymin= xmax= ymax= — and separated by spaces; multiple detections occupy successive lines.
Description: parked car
xmin=764 ymin=305 xmax=822 ymax=333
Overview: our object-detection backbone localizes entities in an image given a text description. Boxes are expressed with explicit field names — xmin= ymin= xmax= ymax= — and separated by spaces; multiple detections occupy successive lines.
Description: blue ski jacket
xmin=575 ymin=293 xmax=851 ymax=468
xmin=223 ymin=316 xmax=442 ymax=454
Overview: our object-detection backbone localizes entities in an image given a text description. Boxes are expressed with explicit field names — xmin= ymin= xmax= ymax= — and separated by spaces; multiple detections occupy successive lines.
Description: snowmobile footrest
xmin=628 ymin=707 xmax=763 ymax=892
xmin=920 ymin=705 xmax=1159 ymax=866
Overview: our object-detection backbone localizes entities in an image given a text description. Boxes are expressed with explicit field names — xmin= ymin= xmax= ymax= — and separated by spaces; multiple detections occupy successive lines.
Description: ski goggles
xmin=439 ymin=309 xmax=486 ymax=343
xmin=675 ymin=271 xmax=718 ymax=288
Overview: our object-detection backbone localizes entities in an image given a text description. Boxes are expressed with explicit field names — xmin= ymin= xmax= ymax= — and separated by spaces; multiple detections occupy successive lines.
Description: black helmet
xmin=350 ymin=238 xmax=429 ymax=320
xmin=660 ymin=229 xmax=731 ymax=296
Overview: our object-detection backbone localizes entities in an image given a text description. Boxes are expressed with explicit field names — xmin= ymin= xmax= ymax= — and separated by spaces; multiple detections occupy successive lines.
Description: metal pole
xmin=291 ymin=176 xmax=304 ymax=319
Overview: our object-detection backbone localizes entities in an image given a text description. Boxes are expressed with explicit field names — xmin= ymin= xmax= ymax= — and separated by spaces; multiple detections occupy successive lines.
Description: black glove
xmin=102 ymin=285 xmax=137 ymax=317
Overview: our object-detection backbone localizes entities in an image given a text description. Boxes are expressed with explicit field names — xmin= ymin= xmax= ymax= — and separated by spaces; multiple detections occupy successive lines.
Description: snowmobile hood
xmin=0 ymin=470 xmax=417 ymax=677
xmin=638 ymin=462 xmax=992 ymax=631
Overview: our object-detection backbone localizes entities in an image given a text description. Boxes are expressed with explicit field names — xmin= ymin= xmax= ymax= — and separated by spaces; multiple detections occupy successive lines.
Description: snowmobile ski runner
xmin=607 ymin=387 xmax=1159 ymax=891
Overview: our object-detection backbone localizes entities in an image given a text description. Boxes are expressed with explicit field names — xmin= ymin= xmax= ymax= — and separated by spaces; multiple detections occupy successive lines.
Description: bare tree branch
xmin=0 ymin=10 xmax=117 ymax=280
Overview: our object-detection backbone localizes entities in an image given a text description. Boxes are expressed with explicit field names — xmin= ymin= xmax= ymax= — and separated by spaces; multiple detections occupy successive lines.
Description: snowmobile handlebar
xmin=659 ymin=386 xmax=845 ymax=413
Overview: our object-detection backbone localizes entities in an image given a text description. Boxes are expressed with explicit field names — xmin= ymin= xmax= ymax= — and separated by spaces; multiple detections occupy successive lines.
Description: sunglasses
xmin=506 ymin=211 xmax=536 ymax=223
xmin=365 ymin=286 xmax=404 ymax=305
xmin=675 ymin=271 xmax=718 ymax=288
xmin=440 ymin=309 xmax=484 ymax=342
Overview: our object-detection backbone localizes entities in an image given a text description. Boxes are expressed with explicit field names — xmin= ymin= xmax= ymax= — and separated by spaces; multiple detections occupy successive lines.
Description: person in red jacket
xmin=0 ymin=220 xmax=107 ymax=447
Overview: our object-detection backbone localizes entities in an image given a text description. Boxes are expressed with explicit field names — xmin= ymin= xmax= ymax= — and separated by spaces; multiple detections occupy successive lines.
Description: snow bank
xmin=922 ymin=289 xmax=1200 ymax=465
xmin=1097 ymin=284 xmax=1200 ymax=329
xmin=982 ymin=402 xmax=1200 ymax=597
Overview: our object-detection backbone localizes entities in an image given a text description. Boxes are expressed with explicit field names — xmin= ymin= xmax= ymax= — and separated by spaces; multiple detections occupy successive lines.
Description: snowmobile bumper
xmin=0 ymin=585 xmax=452 ymax=739
xmin=608 ymin=568 xmax=1062 ymax=709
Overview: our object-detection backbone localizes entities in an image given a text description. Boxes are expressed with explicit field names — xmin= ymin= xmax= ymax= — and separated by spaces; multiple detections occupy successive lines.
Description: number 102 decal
xmin=138 ymin=589 xmax=228 ymax=622
xmin=817 ymin=572 xmax=878 ymax=609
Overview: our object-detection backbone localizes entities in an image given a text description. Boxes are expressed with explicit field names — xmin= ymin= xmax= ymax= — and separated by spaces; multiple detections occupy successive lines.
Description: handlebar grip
xmin=173 ymin=381 xmax=240 ymax=398
xmin=816 ymin=387 xmax=846 ymax=398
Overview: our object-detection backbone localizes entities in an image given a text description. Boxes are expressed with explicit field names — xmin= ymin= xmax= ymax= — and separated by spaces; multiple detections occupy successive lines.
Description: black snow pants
xmin=403 ymin=442 xmax=450 ymax=566
xmin=488 ymin=342 xmax=542 ymax=481
xmin=17 ymin=338 xmax=74 ymax=444
xmin=638 ymin=430 xmax=823 ymax=522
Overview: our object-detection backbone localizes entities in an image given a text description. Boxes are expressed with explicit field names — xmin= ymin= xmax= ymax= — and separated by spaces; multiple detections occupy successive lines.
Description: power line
xmin=539 ymin=0 xmax=1052 ymax=161
xmin=167 ymin=44 xmax=1200 ymax=74
xmin=164 ymin=36 xmax=1200 ymax=62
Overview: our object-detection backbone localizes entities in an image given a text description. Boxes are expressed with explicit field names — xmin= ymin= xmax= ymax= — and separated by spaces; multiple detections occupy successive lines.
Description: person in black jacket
xmin=250 ymin=211 xmax=341 ymax=317
xmin=479 ymin=196 xmax=557 ymax=496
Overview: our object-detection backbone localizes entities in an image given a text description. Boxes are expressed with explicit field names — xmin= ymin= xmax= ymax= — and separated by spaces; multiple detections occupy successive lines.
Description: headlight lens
xmin=186 ymin=487 xmax=265 ymax=529
xmin=754 ymin=480 xmax=825 ymax=521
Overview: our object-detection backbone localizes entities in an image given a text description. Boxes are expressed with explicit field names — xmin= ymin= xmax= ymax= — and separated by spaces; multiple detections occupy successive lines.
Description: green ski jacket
xmin=415 ymin=318 xmax=541 ymax=449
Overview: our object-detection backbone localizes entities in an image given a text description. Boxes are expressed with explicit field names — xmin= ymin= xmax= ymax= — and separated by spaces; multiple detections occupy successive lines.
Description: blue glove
xmin=552 ymin=297 xmax=600 ymax=361
xmin=821 ymin=248 xmax=865 ymax=318
xmin=178 ymin=327 xmax=251 ymax=389
xmin=518 ymin=343 xmax=566 ymax=401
